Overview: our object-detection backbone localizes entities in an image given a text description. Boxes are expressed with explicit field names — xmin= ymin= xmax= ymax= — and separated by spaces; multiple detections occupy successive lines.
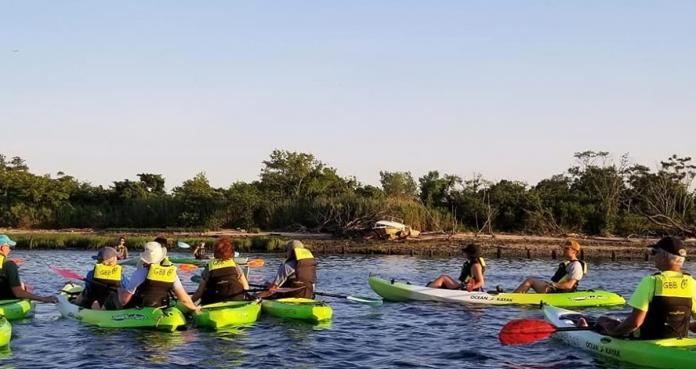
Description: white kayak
xmin=370 ymin=276 xmax=625 ymax=307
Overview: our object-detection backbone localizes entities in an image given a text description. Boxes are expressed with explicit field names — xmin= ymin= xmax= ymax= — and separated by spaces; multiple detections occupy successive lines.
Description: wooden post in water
xmin=496 ymin=246 xmax=502 ymax=259
xmin=611 ymin=251 xmax=616 ymax=261
xmin=644 ymin=251 xmax=649 ymax=261
xmin=580 ymin=249 xmax=585 ymax=260
xmin=551 ymin=250 xmax=557 ymax=259
xmin=526 ymin=248 xmax=531 ymax=259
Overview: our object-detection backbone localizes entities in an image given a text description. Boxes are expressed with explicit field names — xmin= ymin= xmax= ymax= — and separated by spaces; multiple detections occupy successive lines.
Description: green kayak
xmin=544 ymin=304 xmax=696 ymax=369
xmin=369 ymin=276 xmax=625 ymax=307
xmin=0 ymin=299 xmax=35 ymax=320
xmin=261 ymin=298 xmax=333 ymax=323
xmin=0 ymin=317 xmax=10 ymax=347
xmin=178 ymin=300 xmax=262 ymax=330
xmin=57 ymin=283 xmax=186 ymax=332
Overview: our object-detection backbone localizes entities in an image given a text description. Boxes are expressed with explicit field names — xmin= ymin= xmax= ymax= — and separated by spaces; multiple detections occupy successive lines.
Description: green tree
xmin=380 ymin=171 xmax=417 ymax=198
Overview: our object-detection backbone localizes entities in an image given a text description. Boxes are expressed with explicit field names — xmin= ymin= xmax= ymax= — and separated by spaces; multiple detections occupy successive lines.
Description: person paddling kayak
xmin=0 ymin=234 xmax=57 ymax=303
xmin=108 ymin=242 xmax=199 ymax=313
xmin=115 ymin=237 xmax=128 ymax=260
xmin=259 ymin=240 xmax=316 ymax=299
xmin=74 ymin=247 xmax=128 ymax=309
xmin=427 ymin=243 xmax=485 ymax=291
xmin=192 ymin=241 xmax=209 ymax=260
xmin=591 ymin=236 xmax=696 ymax=339
xmin=513 ymin=239 xmax=586 ymax=293
xmin=191 ymin=237 xmax=250 ymax=304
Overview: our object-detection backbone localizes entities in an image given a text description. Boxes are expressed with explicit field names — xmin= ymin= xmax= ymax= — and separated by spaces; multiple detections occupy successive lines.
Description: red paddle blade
xmin=50 ymin=266 xmax=85 ymax=281
xmin=10 ymin=258 xmax=24 ymax=266
xmin=499 ymin=319 xmax=557 ymax=345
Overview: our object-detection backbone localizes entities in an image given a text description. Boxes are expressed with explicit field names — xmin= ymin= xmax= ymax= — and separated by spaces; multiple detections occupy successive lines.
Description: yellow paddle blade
xmin=246 ymin=259 xmax=264 ymax=268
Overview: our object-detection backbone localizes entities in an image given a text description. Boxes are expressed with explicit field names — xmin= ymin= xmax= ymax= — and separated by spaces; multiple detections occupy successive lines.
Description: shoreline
xmin=3 ymin=228 xmax=693 ymax=261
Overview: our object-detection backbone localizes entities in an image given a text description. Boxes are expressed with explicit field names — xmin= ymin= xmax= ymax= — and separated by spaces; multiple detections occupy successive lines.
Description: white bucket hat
xmin=140 ymin=241 xmax=167 ymax=264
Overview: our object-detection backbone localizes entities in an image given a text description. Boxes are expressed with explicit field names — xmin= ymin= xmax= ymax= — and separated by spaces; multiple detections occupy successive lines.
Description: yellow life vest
xmin=639 ymin=272 xmax=695 ymax=339
xmin=94 ymin=264 xmax=122 ymax=281
xmin=208 ymin=258 xmax=237 ymax=271
xmin=146 ymin=264 xmax=177 ymax=283
xmin=294 ymin=248 xmax=314 ymax=260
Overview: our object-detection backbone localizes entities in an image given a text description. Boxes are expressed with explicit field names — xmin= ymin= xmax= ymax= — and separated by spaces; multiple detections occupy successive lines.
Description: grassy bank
xmin=8 ymin=233 xmax=287 ymax=253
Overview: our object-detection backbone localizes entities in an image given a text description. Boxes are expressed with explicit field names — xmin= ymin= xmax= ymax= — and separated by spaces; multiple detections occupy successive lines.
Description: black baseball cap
xmin=651 ymin=236 xmax=687 ymax=257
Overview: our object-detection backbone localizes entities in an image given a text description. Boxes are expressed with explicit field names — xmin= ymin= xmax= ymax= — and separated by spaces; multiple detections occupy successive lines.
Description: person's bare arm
xmin=552 ymin=278 xmax=577 ymax=291
xmin=602 ymin=308 xmax=647 ymax=337
xmin=11 ymin=286 xmax=57 ymax=303
xmin=191 ymin=278 xmax=207 ymax=303
xmin=175 ymin=286 xmax=200 ymax=313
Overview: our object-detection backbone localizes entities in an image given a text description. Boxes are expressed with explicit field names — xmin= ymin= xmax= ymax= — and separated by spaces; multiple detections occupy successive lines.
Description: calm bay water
xmin=1 ymin=249 xmax=692 ymax=369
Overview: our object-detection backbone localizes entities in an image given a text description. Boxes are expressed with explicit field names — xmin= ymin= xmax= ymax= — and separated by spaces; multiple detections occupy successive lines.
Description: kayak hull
xmin=369 ymin=276 xmax=625 ymax=307
xmin=57 ymin=284 xmax=186 ymax=332
xmin=261 ymin=298 xmax=333 ymax=323
xmin=196 ymin=301 xmax=261 ymax=329
xmin=543 ymin=304 xmax=696 ymax=369
xmin=178 ymin=300 xmax=262 ymax=330
xmin=0 ymin=317 xmax=10 ymax=347
xmin=0 ymin=299 xmax=35 ymax=320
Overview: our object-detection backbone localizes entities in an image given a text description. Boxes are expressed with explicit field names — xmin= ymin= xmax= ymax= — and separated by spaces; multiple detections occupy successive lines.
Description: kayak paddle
xmin=499 ymin=319 xmax=593 ymax=345
xmin=246 ymin=258 xmax=264 ymax=268
xmin=178 ymin=263 xmax=199 ymax=272
xmin=176 ymin=241 xmax=191 ymax=249
xmin=314 ymin=291 xmax=383 ymax=306
xmin=248 ymin=283 xmax=381 ymax=306
xmin=50 ymin=266 xmax=87 ymax=281
xmin=10 ymin=258 xmax=24 ymax=266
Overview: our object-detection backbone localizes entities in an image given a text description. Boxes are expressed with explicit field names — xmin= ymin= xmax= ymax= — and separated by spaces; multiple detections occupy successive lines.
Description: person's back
xmin=281 ymin=246 xmax=317 ymax=298
xmin=0 ymin=255 xmax=20 ymax=299
xmin=628 ymin=270 xmax=694 ymax=339
xmin=201 ymin=258 xmax=245 ymax=304
xmin=128 ymin=262 xmax=178 ymax=308
xmin=80 ymin=247 xmax=122 ymax=308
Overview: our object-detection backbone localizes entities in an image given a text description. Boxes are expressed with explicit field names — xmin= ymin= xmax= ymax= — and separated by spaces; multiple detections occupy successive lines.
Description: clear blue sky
xmin=2 ymin=1 xmax=694 ymax=190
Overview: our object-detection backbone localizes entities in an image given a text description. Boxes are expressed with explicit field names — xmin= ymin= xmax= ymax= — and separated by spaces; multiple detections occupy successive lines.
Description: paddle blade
xmin=177 ymin=241 xmax=191 ymax=249
xmin=246 ymin=259 xmax=264 ymax=268
xmin=178 ymin=263 xmax=199 ymax=273
xmin=499 ymin=319 xmax=557 ymax=345
xmin=347 ymin=295 xmax=383 ymax=306
xmin=50 ymin=266 xmax=85 ymax=281
xmin=10 ymin=258 xmax=24 ymax=266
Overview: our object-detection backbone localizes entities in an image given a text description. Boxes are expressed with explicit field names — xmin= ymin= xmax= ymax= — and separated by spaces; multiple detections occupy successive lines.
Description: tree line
xmin=1 ymin=150 xmax=695 ymax=237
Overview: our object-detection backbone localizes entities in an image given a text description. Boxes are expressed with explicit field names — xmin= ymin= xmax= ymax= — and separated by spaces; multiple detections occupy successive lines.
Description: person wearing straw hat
xmin=0 ymin=234 xmax=57 ymax=303
xmin=110 ymin=242 xmax=199 ymax=312
xmin=259 ymin=240 xmax=317 ymax=299
xmin=513 ymin=239 xmax=587 ymax=293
